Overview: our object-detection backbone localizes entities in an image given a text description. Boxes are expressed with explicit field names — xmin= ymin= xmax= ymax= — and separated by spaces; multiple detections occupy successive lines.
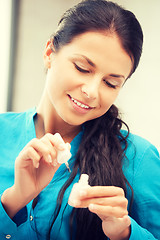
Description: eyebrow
xmin=109 ymin=74 xmax=125 ymax=79
xmin=73 ymin=54 xmax=96 ymax=67
xmin=73 ymin=54 xmax=125 ymax=80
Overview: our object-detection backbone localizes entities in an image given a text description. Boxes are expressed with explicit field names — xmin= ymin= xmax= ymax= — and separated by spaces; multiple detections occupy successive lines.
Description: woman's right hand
xmin=1 ymin=133 xmax=69 ymax=218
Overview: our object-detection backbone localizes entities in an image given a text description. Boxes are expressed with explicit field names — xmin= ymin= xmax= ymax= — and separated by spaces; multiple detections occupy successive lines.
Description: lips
xmin=68 ymin=95 xmax=93 ymax=109
xmin=68 ymin=95 xmax=93 ymax=113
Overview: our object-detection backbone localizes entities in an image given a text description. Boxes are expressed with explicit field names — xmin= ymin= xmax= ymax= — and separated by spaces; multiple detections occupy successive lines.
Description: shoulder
xmin=0 ymin=108 xmax=36 ymax=128
xmin=121 ymin=129 xmax=159 ymax=159
xmin=121 ymin=130 xmax=159 ymax=180
xmin=0 ymin=111 xmax=25 ymax=138
xmin=122 ymin=130 xmax=159 ymax=188
xmin=122 ymin=133 xmax=160 ymax=237
xmin=0 ymin=111 xmax=24 ymax=126
xmin=0 ymin=108 xmax=36 ymax=140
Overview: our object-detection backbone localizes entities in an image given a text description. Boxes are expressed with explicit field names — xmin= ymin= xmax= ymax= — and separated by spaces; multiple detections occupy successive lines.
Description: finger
xmin=65 ymin=142 xmax=71 ymax=151
xmin=76 ymin=196 xmax=128 ymax=210
xmin=43 ymin=133 xmax=72 ymax=166
xmin=79 ymin=186 xmax=125 ymax=199
xmin=88 ymin=204 xmax=128 ymax=218
xmin=41 ymin=133 xmax=71 ymax=166
xmin=97 ymin=196 xmax=128 ymax=209
xmin=40 ymin=135 xmax=58 ymax=165
xmin=16 ymin=146 xmax=41 ymax=168
xmin=25 ymin=138 xmax=56 ymax=165
xmin=44 ymin=133 xmax=66 ymax=151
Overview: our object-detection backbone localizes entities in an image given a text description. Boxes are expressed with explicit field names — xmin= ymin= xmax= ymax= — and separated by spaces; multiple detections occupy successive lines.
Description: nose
xmin=81 ymin=78 xmax=100 ymax=100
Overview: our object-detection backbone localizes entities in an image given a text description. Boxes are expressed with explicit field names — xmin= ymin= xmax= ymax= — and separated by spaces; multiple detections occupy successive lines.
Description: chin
xmin=61 ymin=114 xmax=85 ymax=126
xmin=65 ymin=118 xmax=84 ymax=126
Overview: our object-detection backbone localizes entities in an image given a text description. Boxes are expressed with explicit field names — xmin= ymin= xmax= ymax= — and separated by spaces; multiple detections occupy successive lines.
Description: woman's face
xmin=44 ymin=31 xmax=132 ymax=126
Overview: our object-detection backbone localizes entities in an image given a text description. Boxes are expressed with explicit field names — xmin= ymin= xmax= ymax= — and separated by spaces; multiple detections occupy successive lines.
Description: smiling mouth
xmin=68 ymin=95 xmax=92 ymax=109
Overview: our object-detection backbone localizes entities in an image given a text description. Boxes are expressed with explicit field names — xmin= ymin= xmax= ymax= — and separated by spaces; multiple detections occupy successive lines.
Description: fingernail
xmin=58 ymin=143 xmax=65 ymax=150
xmin=53 ymin=160 xmax=57 ymax=166
xmin=36 ymin=162 xmax=39 ymax=168
xmin=88 ymin=204 xmax=95 ymax=210
xmin=48 ymin=154 xmax=52 ymax=163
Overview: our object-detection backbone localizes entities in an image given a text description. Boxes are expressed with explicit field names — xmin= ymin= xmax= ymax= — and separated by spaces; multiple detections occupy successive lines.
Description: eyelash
xmin=74 ymin=63 xmax=90 ymax=73
xmin=74 ymin=63 xmax=117 ymax=89
xmin=103 ymin=79 xmax=117 ymax=89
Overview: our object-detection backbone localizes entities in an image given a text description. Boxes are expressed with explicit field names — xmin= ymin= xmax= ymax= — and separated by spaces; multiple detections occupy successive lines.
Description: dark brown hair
xmin=47 ymin=0 xmax=143 ymax=239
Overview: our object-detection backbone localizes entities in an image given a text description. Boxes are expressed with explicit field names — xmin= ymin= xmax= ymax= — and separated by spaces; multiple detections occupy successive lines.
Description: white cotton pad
xmin=68 ymin=174 xmax=89 ymax=207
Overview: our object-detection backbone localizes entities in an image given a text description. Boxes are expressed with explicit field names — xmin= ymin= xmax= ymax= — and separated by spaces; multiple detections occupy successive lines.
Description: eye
xmin=103 ymin=79 xmax=117 ymax=89
xmin=74 ymin=63 xmax=90 ymax=73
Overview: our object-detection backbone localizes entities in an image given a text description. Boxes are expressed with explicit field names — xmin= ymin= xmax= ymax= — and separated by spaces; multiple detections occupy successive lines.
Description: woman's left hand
xmin=75 ymin=186 xmax=131 ymax=240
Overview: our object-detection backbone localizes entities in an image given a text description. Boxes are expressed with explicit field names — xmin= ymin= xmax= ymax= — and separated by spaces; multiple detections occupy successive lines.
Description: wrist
xmin=1 ymin=186 xmax=29 ymax=218
xmin=110 ymin=226 xmax=131 ymax=240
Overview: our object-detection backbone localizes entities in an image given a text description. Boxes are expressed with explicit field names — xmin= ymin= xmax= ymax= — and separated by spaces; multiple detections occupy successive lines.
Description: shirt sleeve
xmin=129 ymin=217 xmax=159 ymax=239
xmin=0 ymin=194 xmax=28 ymax=239
xmin=129 ymin=143 xmax=160 ymax=239
xmin=0 ymin=195 xmax=18 ymax=239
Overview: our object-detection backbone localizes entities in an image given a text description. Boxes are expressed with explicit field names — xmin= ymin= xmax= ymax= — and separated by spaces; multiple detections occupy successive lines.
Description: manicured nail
xmin=53 ymin=160 xmax=57 ymax=166
xmin=36 ymin=162 xmax=39 ymax=168
xmin=88 ymin=204 xmax=95 ymax=210
xmin=48 ymin=154 xmax=52 ymax=163
xmin=58 ymin=143 xmax=65 ymax=150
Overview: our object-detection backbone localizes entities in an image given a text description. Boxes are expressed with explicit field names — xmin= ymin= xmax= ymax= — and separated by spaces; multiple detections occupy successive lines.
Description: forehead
xmin=56 ymin=31 xmax=133 ymax=78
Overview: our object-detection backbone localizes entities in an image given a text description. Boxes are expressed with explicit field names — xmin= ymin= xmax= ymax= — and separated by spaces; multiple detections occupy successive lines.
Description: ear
xmin=43 ymin=39 xmax=55 ymax=69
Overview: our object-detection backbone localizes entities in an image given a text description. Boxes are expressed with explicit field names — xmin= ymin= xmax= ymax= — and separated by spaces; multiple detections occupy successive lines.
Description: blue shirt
xmin=0 ymin=108 xmax=159 ymax=239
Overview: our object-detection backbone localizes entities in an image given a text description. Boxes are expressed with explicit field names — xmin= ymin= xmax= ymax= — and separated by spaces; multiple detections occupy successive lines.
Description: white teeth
xmin=77 ymin=102 xmax=81 ymax=106
xmin=71 ymin=97 xmax=89 ymax=109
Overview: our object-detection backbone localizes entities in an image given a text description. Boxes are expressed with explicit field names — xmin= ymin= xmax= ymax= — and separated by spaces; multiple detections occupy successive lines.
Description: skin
xmin=1 ymin=31 xmax=132 ymax=239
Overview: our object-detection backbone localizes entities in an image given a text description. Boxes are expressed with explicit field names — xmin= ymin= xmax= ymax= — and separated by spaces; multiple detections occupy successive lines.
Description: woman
xmin=0 ymin=0 xmax=159 ymax=239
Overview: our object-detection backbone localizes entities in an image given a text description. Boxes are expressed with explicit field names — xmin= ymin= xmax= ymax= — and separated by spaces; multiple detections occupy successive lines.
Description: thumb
xmin=65 ymin=142 xmax=71 ymax=151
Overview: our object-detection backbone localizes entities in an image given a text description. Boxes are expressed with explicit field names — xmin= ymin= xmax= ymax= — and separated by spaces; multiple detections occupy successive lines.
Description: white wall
xmin=114 ymin=0 xmax=160 ymax=151
xmin=0 ymin=0 xmax=12 ymax=112
xmin=10 ymin=0 xmax=160 ymax=150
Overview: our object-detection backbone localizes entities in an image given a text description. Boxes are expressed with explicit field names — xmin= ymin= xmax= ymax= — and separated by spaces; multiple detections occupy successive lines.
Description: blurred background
xmin=0 ymin=0 xmax=160 ymax=151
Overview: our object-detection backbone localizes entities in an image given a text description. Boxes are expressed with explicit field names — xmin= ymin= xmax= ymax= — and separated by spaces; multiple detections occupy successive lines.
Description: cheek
xmin=100 ymin=89 xmax=120 ymax=108
xmin=51 ymin=67 xmax=76 ymax=91
xmin=46 ymin=68 xmax=63 ymax=93
xmin=96 ymin=91 xmax=119 ymax=118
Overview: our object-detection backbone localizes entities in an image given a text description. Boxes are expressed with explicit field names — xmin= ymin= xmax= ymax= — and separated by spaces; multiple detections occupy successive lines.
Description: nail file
xmin=56 ymin=133 xmax=72 ymax=172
